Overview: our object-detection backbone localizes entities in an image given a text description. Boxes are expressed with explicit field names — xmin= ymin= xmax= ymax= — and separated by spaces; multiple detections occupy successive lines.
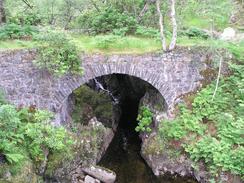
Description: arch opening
xmin=61 ymin=73 xmax=168 ymax=182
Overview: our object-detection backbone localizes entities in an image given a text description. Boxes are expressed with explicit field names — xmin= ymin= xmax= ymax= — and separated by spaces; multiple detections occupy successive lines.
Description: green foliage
xmin=185 ymin=136 xmax=244 ymax=175
xmin=180 ymin=27 xmax=209 ymax=39
xmin=71 ymin=86 xmax=113 ymax=127
xmin=0 ymin=100 xmax=72 ymax=167
xmin=135 ymin=106 xmax=153 ymax=133
xmin=135 ymin=26 xmax=160 ymax=38
xmin=160 ymin=105 xmax=206 ymax=139
xmin=8 ymin=10 xmax=43 ymax=26
xmin=0 ymin=23 xmax=38 ymax=40
xmin=35 ymin=32 xmax=82 ymax=76
xmin=94 ymin=35 xmax=121 ymax=49
xmin=178 ymin=0 xmax=233 ymax=30
xmin=78 ymin=8 xmax=137 ymax=35
xmin=0 ymin=90 xmax=6 ymax=105
xmin=159 ymin=47 xmax=244 ymax=178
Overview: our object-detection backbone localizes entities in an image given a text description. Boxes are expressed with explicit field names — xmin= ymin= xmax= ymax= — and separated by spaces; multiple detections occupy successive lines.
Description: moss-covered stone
xmin=71 ymin=85 xmax=113 ymax=127
xmin=0 ymin=159 xmax=43 ymax=183
xmin=44 ymin=118 xmax=113 ymax=181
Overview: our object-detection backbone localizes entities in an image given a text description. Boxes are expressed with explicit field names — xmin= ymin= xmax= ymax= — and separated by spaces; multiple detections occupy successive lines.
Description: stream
xmin=99 ymin=98 xmax=197 ymax=183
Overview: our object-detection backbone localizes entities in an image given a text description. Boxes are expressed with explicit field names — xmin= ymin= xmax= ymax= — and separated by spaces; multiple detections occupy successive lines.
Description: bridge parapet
xmin=0 ymin=48 xmax=215 ymax=123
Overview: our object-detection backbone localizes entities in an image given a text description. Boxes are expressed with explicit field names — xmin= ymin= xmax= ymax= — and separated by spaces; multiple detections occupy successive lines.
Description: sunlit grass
xmin=71 ymin=35 xmax=162 ymax=54
xmin=0 ymin=39 xmax=37 ymax=51
xmin=0 ymin=34 xmax=243 ymax=57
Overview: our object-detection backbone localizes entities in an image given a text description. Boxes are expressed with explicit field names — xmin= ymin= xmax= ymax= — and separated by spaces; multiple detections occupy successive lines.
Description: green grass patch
xmin=0 ymin=33 xmax=243 ymax=55
xmin=71 ymin=34 xmax=162 ymax=54
xmin=0 ymin=39 xmax=37 ymax=51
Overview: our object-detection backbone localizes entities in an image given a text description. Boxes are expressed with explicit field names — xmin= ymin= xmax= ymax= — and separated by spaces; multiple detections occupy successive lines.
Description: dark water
xmin=99 ymin=98 xmax=196 ymax=183
xmin=99 ymin=129 xmax=197 ymax=183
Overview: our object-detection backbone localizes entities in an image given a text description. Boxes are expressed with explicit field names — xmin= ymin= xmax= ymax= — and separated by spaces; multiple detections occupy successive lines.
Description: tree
xmin=156 ymin=0 xmax=167 ymax=51
xmin=0 ymin=0 xmax=6 ymax=24
xmin=169 ymin=0 xmax=177 ymax=51
xmin=138 ymin=0 xmax=156 ymax=23
xmin=156 ymin=0 xmax=178 ymax=52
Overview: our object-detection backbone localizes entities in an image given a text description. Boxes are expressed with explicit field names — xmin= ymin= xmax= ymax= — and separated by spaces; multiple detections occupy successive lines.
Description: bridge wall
xmin=0 ymin=49 xmax=212 ymax=122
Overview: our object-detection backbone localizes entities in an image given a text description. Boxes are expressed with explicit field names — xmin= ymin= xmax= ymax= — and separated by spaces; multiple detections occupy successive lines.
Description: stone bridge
xmin=0 ymin=48 xmax=213 ymax=123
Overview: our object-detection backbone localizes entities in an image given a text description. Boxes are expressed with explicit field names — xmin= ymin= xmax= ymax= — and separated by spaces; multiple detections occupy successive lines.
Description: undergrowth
xmin=159 ymin=43 xmax=244 ymax=180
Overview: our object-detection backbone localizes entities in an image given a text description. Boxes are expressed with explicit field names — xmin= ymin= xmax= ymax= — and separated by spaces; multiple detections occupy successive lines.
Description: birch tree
xmin=156 ymin=0 xmax=177 ymax=52
xmin=169 ymin=0 xmax=177 ymax=51
xmin=156 ymin=0 xmax=167 ymax=51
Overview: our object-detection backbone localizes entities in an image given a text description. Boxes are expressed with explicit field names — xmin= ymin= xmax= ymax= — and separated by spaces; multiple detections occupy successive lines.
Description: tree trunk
xmin=169 ymin=0 xmax=177 ymax=51
xmin=156 ymin=0 xmax=167 ymax=52
xmin=0 ymin=0 xmax=6 ymax=24
xmin=137 ymin=1 xmax=150 ymax=23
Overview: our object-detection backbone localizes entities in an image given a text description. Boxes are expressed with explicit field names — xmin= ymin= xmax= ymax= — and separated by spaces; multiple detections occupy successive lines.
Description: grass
xmin=71 ymin=34 xmax=162 ymax=54
xmin=0 ymin=35 xmax=162 ymax=54
xmin=178 ymin=0 xmax=234 ymax=31
xmin=0 ymin=39 xmax=37 ymax=51
xmin=0 ymin=34 xmax=243 ymax=55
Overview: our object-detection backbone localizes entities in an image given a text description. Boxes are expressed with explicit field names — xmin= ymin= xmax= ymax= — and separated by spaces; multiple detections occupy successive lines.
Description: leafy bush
xmin=112 ymin=28 xmax=129 ymax=37
xmin=0 ymin=23 xmax=38 ymax=40
xmin=8 ymin=10 xmax=43 ymax=26
xmin=135 ymin=106 xmax=153 ymax=133
xmin=0 ymin=103 xmax=72 ymax=166
xmin=159 ymin=48 xmax=244 ymax=178
xmin=180 ymin=27 xmax=210 ymax=39
xmin=35 ymin=32 xmax=82 ymax=76
xmin=78 ymin=8 xmax=137 ymax=35
xmin=135 ymin=26 xmax=160 ymax=38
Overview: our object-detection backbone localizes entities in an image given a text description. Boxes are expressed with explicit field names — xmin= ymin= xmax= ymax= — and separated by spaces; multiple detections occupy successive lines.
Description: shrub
xmin=0 ymin=103 xmax=72 ymax=165
xmin=135 ymin=106 xmax=153 ymax=133
xmin=78 ymin=8 xmax=137 ymax=35
xmin=135 ymin=26 xmax=160 ymax=38
xmin=35 ymin=32 xmax=82 ymax=76
xmin=8 ymin=10 xmax=42 ymax=26
xmin=159 ymin=47 xmax=244 ymax=178
xmin=180 ymin=27 xmax=210 ymax=39
xmin=0 ymin=23 xmax=38 ymax=40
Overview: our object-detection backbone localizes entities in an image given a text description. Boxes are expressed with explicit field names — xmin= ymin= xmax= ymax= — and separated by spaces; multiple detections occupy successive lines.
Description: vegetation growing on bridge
xmin=0 ymin=0 xmax=243 ymax=182
xmin=159 ymin=45 xmax=244 ymax=180
xmin=34 ymin=32 xmax=83 ymax=76
xmin=136 ymin=106 xmax=153 ymax=133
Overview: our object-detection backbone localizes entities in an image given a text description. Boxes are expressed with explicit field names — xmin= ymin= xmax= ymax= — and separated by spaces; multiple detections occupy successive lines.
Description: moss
xmin=45 ymin=123 xmax=108 ymax=179
xmin=143 ymin=133 xmax=184 ymax=161
xmin=200 ymin=68 xmax=217 ymax=87
xmin=72 ymin=85 xmax=113 ymax=127
xmin=0 ymin=159 xmax=43 ymax=183
xmin=142 ymin=134 xmax=164 ymax=156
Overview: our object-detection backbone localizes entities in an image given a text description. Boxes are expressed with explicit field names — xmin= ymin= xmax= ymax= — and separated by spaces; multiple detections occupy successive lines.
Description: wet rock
xmin=82 ymin=166 xmax=116 ymax=183
xmin=84 ymin=175 xmax=96 ymax=183
xmin=141 ymin=133 xmax=210 ymax=183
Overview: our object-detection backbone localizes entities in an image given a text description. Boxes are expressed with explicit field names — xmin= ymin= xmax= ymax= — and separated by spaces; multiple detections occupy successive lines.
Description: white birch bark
xmin=169 ymin=0 xmax=177 ymax=51
xmin=156 ymin=0 xmax=167 ymax=52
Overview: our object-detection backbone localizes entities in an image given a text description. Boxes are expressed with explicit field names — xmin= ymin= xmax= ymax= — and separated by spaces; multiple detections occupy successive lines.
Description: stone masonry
xmin=0 ymin=48 xmax=215 ymax=124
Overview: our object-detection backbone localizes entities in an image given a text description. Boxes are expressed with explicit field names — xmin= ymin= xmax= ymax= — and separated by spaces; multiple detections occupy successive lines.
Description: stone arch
xmin=53 ymin=62 xmax=176 ymax=114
